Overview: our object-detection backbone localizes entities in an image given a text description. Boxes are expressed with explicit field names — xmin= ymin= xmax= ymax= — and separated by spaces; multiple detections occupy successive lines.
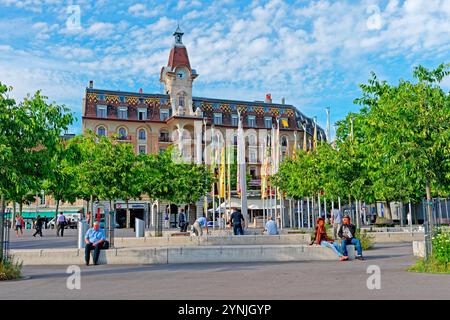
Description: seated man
xmin=338 ymin=215 xmax=364 ymax=261
xmin=264 ymin=216 xmax=278 ymax=235
xmin=84 ymin=221 xmax=106 ymax=266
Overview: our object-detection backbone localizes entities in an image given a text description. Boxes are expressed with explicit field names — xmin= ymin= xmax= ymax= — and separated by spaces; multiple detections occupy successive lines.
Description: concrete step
xmin=114 ymin=234 xmax=311 ymax=248
xmin=10 ymin=244 xmax=342 ymax=266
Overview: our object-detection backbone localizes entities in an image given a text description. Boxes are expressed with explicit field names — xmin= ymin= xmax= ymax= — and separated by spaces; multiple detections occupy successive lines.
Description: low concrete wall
xmin=367 ymin=232 xmax=424 ymax=243
xmin=114 ymin=234 xmax=311 ymax=248
xmin=10 ymin=244 xmax=338 ymax=266
xmin=413 ymin=241 xmax=425 ymax=258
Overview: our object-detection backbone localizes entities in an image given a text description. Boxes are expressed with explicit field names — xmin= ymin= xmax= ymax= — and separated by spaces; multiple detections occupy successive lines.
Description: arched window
xmin=233 ymin=135 xmax=238 ymax=146
xmin=248 ymin=135 xmax=256 ymax=146
xmin=138 ymin=129 xmax=146 ymax=140
xmin=118 ymin=127 xmax=127 ymax=138
xmin=281 ymin=136 xmax=288 ymax=147
xmin=97 ymin=126 xmax=106 ymax=137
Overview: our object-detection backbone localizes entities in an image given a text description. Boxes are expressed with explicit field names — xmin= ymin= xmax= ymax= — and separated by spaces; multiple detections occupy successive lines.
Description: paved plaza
xmin=1 ymin=243 xmax=449 ymax=300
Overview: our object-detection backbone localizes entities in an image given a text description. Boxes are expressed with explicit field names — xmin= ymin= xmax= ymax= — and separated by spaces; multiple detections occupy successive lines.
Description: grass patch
xmin=407 ymin=257 xmax=450 ymax=274
xmin=0 ymin=258 xmax=22 ymax=281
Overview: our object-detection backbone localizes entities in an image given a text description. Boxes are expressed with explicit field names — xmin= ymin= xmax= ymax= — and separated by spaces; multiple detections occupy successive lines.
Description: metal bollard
xmin=78 ymin=220 xmax=89 ymax=249
xmin=135 ymin=218 xmax=144 ymax=238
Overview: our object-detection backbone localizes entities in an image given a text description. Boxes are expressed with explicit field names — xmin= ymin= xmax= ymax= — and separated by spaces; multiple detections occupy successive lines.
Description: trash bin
xmin=135 ymin=218 xmax=144 ymax=238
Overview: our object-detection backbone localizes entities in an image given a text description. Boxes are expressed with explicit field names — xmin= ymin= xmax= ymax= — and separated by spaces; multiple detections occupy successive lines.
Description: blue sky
xmin=0 ymin=0 xmax=449 ymax=135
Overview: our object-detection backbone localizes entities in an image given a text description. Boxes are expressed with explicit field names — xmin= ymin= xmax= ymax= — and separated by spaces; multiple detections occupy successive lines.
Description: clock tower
xmin=160 ymin=26 xmax=198 ymax=116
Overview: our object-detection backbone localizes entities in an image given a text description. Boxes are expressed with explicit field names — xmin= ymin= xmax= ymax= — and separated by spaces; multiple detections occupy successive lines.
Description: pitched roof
xmin=167 ymin=46 xmax=191 ymax=71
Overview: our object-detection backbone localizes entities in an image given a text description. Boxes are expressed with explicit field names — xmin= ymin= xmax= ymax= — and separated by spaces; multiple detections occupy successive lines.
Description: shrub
xmin=0 ymin=258 xmax=22 ymax=281
xmin=408 ymin=230 xmax=450 ymax=274
xmin=432 ymin=231 xmax=450 ymax=265
xmin=356 ymin=230 xmax=375 ymax=250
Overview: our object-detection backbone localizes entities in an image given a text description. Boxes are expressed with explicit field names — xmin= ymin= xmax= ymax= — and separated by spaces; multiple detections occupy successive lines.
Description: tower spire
xmin=173 ymin=25 xmax=184 ymax=46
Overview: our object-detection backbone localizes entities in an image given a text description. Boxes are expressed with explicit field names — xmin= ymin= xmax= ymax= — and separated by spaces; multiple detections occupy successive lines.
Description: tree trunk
xmin=11 ymin=202 xmax=16 ymax=230
xmin=55 ymin=199 xmax=60 ymax=219
xmin=126 ymin=199 xmax=130 ymax=229
xmin=0 ymin=194 xmax=5 ymax=260
xmin=383 ymin=201 xmax=392 ymax=220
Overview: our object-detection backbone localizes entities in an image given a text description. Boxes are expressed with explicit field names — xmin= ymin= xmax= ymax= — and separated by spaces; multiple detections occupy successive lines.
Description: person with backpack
xmin=178 ymin=209 xmax=188 ymax=232
xmin=229 ymin=208 xmax=245 ymax=236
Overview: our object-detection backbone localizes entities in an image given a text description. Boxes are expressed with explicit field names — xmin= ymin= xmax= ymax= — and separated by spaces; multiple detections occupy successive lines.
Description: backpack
xmin=231 ymin=212 xmax=242 ymax=225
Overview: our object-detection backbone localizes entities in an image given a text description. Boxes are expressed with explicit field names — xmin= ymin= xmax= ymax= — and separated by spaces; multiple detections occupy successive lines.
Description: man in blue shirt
xmin=193 ymin=214 xmax=208 ymax=236
xmin=264 ymin=216 xmax=278 ymax=235
xmin=84 ymin=221 xmax=106 ymax=266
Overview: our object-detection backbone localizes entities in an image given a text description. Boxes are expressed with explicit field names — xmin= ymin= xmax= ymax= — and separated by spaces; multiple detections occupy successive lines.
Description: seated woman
xmin=310 ymin=217 xmax=347 ymax=261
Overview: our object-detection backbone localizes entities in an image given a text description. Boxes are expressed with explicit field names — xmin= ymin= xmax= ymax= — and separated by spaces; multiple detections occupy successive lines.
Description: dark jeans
xmin=85 ymin=242 xmax=104 ymax=265
xmin=341 ymin=238 xmax=363 ymax=256
xmin=233 ymin=224 xmax=244 ymax=236
xmin=57 ymin=223 xmax=65 ymax=237
xmin=179 ymin=222 xmax=188 ymax=232
xmin=33 ymin=226 xmax=43 ymax=237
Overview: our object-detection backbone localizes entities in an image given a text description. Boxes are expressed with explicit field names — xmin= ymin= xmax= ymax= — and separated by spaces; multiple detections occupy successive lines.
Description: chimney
xmin=265 ymin=93 xmax=272 ymax=103
xmin=89 ymin=80 xmax=93 ymax=89
xmin=281 ymin=97 xmax=285 ymax=105
xmin=139 ymin=88 xmax=143 ymax=94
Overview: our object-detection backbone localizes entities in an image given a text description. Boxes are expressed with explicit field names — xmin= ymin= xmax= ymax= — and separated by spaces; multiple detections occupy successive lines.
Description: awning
xmin=218 ymin=198 xmax=282 ymax=210
xmin=4 ymin=211 xmax=81 ymax=219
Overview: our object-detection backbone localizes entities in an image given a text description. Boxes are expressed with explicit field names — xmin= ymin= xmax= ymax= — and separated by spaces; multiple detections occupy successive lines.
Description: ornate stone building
xmin=82 ymin=27 xmax=326 ymax=227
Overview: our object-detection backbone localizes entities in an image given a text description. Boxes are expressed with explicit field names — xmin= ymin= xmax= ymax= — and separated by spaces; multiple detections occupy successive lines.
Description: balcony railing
xmin=117 ymin=135 xmax=132 ymax=141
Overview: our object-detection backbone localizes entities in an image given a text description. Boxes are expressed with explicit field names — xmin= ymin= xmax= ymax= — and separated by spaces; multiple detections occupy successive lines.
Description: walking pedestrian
xmin=331 ymin=207 xmax=342 ymax=240
xmin=229 ymin=208 xmax=245 ymax=236
xmin=15 ymin=214 xmax=24 ymax=238
xmin=164 ymin=211 xmax=170 ymax=229
xmin=33 ymin=215 xmax=44 ymax=237
xmin=56 ymin=212 xmax=67 ymax=237
xmin=178 ymin=209 xmax=188 ymax=232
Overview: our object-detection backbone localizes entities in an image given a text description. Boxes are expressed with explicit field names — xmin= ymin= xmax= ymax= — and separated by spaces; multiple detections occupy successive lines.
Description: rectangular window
xmin=247 ymin=115 xmax=256 ymax=128
xmin=119 ymin=96 xmax=125 ymax=103
xmin=96 ymin=105 xmax=107 ymax=118
xmin=231 ymin=114 xmax=238 ymax=126
xmin=117 ymin=107 xmax=128 ymax=119
xmin=97 ymin=94 xmax=105 ymax=101
xmin=138 ymin=145 xmax=147 ymax=155
xmin=249 ymin=150 xmax=257 ymax=163
xmin=213 ymin=113 xmax=223 ymax=125
xmin=160 ymin=109 xmax=169 ymax=121
xmin=138 ymin=108 xmax=147 ymax=121
xmin=264 ymin=117 xmax=272 ymax=129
